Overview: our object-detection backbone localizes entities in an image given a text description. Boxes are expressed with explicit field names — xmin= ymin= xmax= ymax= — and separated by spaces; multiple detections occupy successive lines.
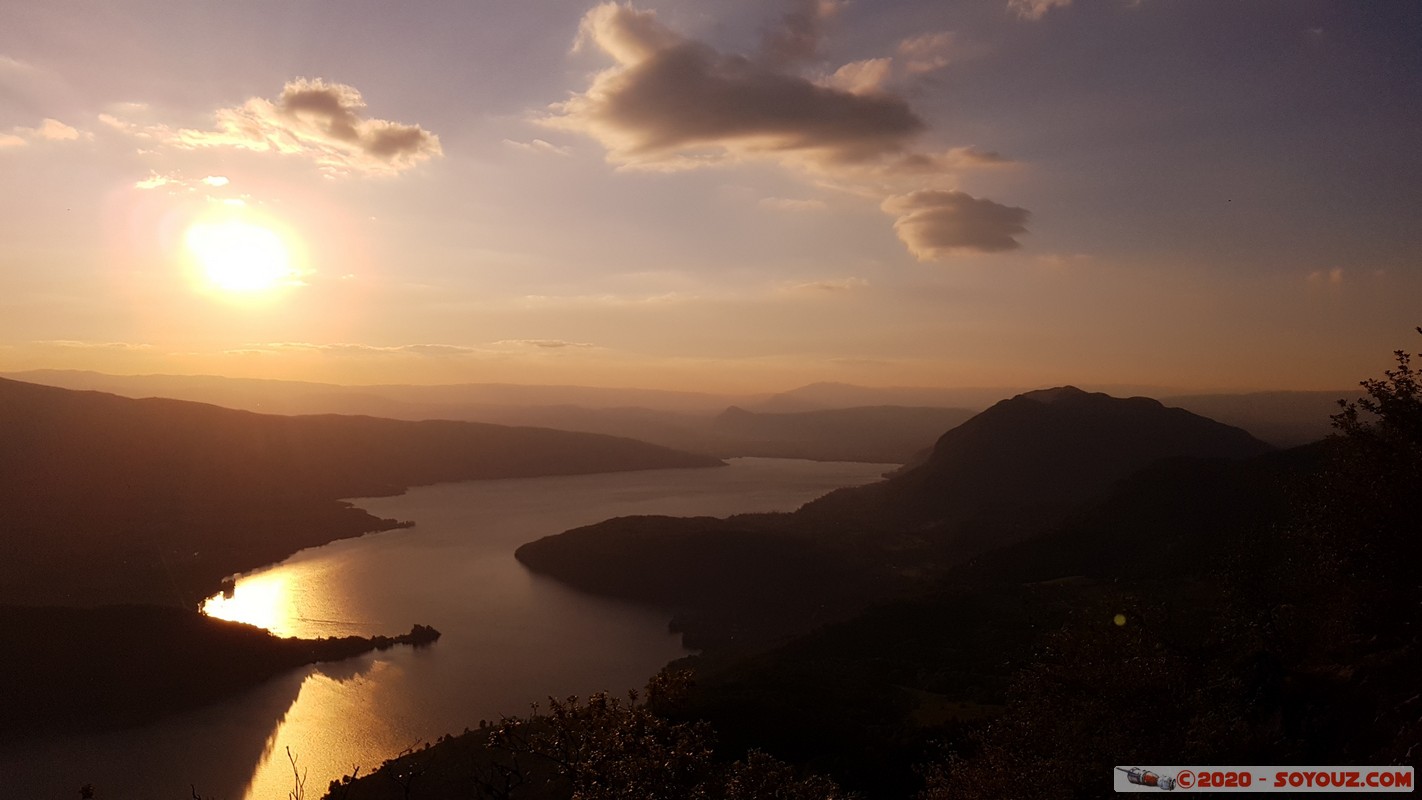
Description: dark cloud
xmin=759 ymin=0 xmax=842 ymax=66
xmin=553 ymin=4 xmax=1030 ymax=261
xmin=946 ymin=147 xmax=1012 ymax=166
xmin=552 ymin=3 xmax=923 ymax=167
xmin=890 ymin=146 xmax=1017 ymax=173
xmin=882 ymin=191 xmax=1030 ymax=258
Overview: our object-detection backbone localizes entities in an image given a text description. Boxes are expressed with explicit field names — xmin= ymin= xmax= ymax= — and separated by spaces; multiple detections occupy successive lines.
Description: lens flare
xmin=185 ymin=219 xmax=295 ymax=294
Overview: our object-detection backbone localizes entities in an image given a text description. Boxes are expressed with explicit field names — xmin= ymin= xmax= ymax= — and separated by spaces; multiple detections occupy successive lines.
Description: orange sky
xmin=2 ymin=1 xmax=1418 ymax=393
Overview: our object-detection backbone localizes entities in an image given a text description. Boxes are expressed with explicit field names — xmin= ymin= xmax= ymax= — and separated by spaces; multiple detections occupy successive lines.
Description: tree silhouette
xmin=1324 ymin=326 xmax=1422 ymax=584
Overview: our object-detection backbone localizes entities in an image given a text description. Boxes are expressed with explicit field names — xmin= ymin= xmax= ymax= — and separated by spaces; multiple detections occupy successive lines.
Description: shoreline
xmin=0 ymin=604 xmax=440 ymax=741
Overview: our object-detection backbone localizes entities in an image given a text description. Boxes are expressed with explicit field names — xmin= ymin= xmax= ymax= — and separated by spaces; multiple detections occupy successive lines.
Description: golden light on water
xmin=184 ymin=215 xmax=300 ymax=295
xmin=200 ymin=559 xmax=361 ymax=640
xmin=202 ymin=571 xmax=299 ymax=637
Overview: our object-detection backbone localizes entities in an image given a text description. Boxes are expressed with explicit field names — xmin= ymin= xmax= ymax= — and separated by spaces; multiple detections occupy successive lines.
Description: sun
xmin=185 ymin=218 xmax=297 ymax=294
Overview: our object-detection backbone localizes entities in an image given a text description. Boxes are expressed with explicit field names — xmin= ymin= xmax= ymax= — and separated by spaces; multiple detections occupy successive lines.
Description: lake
xmin=0 ymin=457 xmax=890 ymax=800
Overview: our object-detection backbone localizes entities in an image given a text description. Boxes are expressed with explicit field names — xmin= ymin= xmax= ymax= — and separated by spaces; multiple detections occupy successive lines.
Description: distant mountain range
xmin=516 ymin=387 xmax=1274 ymax=651
xmin=800 ymin=386 xmax=1273 ymax=551
xmin=709 ymin=405 xmax=977 ymax=463
xmin=3 ymin=370 xmax=1348 ymax=462
xmin=0 ymin=377 xmax=720 ymax=606
xmin=1162 ymin=390 xmax=1345 ymax=446
xmin=746 ymin=382 xmax=1032 ymax=413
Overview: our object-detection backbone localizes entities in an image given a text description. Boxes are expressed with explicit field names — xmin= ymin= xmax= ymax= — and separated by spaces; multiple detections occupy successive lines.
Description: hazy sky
xmin=2 ymin=0 xmax=1418 ymax=392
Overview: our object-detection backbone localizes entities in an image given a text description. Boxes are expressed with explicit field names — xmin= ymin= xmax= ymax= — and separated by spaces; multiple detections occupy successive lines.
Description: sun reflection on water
xmin=236 ymin=661 xmax=406 ymax=800
xmin=202 ymin=571 xmax=300 ymax=636
xmin=200 ymin=557 xmax=371 ymax=640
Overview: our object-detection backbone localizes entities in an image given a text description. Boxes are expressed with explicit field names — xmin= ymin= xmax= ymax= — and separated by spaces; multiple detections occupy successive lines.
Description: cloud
xmin=890 ymin=146 xmax=1017 ymax=173
xmin=1009 ymin=0 xmax=1072 ymax=21
xmin=759 ymin=0 xmax=844 ymax=66
xmin=941 ymin=146 xmax=1013 ymax=167
xmin=34 ymin=340 xmax=154 ymax=351
xmin=242 ymin=342 xmax=477 ymax=357
xmin=398 ymin=343 xmax=481 ymax=356
xmin=1036 ymin=252 xmax=1092 ymax=268
xmin=896 ymin=32 xmax=959 ymax=73
xmin=502 ymin=138 xmax=573 ymax=156
xmin=825 ymin=58 xmax=893 ymax=95
xmin=493 ymin=339 xmax=597 ymax=349
xmin=133 ymin=172 xmax=176 ymax=190
xmin=882 ymin=190 xmax=1030 ymax=258
xmin=34 ymin=118 xmax=80 ymax=141
xmin=519 ymin=290 xmax=695 ymax=308
xmin=550 ymin=4 xmax=1031 ymax=261
xmin=1 ymin=117 xmax=87 ymax=148
xmin=782 ymin=276 xmax=868 ymax=292
xmin=1307 ymin=268 xmax=1345 ymax=286
xmin=0 ymin=55 xmax=36 ymax=74
xmin=97 ymin=113 xmax=137 ymax=135
xmin=110 ymin=79 xmax=441 ymax=176
xmin=759 ymin=196 xmax=828 ymax=212
xmin=550 ymin=3 xmax=924 ymax=168
xmin=133 ymin=171 xmax=234 ymax=192
xmin=824 ymin=32 xmax=985 ymax=92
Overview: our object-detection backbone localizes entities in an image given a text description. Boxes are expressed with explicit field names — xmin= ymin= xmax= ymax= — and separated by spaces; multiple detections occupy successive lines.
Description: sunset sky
xmin=2 ymin=0 xmax=1418 ymax=392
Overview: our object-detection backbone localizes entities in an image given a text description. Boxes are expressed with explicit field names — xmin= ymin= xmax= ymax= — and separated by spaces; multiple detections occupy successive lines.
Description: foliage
xmin=1331 ymin=327 xmax=1422 ymax=447
xmin=484 ymin=671 xmax=855 ymax=800
xmin=328 ymin=671 xmax=854 ymax=799
xmin=485 ymin=673 xmax=715 ymax=799
xmin=1324 ymin=327 xmax=1422 ymax=582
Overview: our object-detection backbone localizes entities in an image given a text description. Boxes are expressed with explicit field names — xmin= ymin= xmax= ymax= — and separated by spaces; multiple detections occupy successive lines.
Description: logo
xmin=1118 ymin=767 xmax=1177 ymax=791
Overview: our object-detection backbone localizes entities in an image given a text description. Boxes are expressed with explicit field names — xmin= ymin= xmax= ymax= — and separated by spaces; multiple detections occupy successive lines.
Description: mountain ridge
xmin=516 ymin=387 xmax=1274 ymax=651
xmin=0 ymin=377 xmax=722 ymax=606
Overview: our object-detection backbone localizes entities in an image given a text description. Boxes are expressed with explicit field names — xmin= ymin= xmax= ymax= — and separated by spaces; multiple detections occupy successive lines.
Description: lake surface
xmin=0 ymin=457 xmax=890 ymax=800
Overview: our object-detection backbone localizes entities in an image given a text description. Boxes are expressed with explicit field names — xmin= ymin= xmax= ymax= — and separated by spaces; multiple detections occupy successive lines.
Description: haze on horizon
xmin=2 ymin=1 xmax=1419 ymax=395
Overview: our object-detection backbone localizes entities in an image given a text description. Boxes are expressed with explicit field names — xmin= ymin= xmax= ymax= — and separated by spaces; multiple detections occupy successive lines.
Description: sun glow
xmin=202 ymin=571 xmax=296 ymax=635
xmin=185 ymin=217 xmax=298 ymax=294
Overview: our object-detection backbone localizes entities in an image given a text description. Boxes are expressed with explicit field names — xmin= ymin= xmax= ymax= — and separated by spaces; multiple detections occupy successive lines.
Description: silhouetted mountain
xmin=3 ymin=371 xmax=956 ymax=463
xmin=662 ymin=447 xmax=1325 ymax=796
xmin=517 ymin=387 xmax=1273 ymax=651
xmin=515 ymin=514 xmax=876 ymax=650
xmin=661 ymin=428 xmax=1422 ymax=798
xmin=0 ymin=377 xmax=721 ymax=606
xmin=2 ymin=369 xmax=758 ymax=415
xmin=799 ymin=385 xmax=1274 ymax=556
